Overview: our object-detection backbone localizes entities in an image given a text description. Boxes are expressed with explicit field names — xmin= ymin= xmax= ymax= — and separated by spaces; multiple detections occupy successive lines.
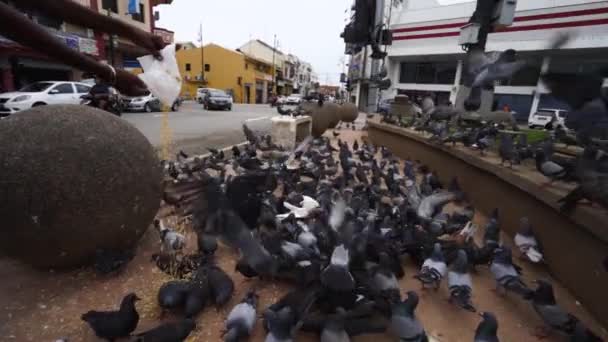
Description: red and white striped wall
xmin=389 ymin=0 xmax=608 ymax=56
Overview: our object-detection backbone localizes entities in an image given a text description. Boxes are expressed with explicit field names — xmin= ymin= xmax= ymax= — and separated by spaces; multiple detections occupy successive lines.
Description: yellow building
xmin=177 ymin=43 xmax=275 ymax=104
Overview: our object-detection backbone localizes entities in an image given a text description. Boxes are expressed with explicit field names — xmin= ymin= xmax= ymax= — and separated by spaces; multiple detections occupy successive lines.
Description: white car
xmin=196 ymin=87 xmax=218 ymax=104
xmin=528 ymin=108 xmax=569 ymax=129
xmin=0 ymin=81 xmax=92 ymax=116
xmin=123 ymin=92 xmax=162 ymax=113
xmin=286 ymin=94 xmax=302 ymax=105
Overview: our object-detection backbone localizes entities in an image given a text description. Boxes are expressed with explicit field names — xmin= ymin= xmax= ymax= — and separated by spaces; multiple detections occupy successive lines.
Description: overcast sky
xmin=157 ymin=0 xmax=472 ymax=85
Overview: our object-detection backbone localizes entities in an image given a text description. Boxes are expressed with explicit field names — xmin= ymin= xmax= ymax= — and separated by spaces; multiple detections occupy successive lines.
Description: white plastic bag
xmin=137 ymin=44 xmax=182 ymax=106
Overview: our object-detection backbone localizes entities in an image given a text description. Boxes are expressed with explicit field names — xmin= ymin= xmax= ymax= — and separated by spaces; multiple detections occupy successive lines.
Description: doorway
xmin=244 ymin=85 xmax=251 ymax=104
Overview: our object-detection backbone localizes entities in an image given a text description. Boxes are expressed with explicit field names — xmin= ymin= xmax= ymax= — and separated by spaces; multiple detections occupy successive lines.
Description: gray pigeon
xmin=490 ymin=247 xmax=531 ymax=298
xmin=320 ymin=308 xmax=350 ymax=342
xmin=390 ymin=291 xmax=428 ymax=342
xmin=224 ymin=291 xmax=258 ymax=342
xmin=448 ymin=250 xmax=476 ymax=312
xmin=514 ymin=217 xmax=543 ymax=263
xmin=470 ymin=49 xmax=527 ymax=88
xmin=525 ymin=280 xmax=579 ymax=337
xmin=475 ymin=312 xmax=500 ymax=342
xmin=535 ymin=150 xmax=566 ymax=183
xmin=498 ymin=133 xmax=518 ymax=167
xmin=321 ymin=244 xmax=356 ymax=292
xmin=415 ymin=243 xmax=447 ymax=290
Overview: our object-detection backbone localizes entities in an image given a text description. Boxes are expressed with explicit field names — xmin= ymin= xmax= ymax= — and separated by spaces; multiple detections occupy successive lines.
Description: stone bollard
xmin=0 ymin=105 xmax=161 ymax=268
xmin=270 ymin=116 xmax=312 ymax=149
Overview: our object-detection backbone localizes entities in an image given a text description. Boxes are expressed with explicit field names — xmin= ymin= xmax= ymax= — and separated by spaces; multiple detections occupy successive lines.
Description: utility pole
xmin=271 ymin=34 xmax=277 ymax=96
xmin=199 ymin=23 xmax=205 ymax=83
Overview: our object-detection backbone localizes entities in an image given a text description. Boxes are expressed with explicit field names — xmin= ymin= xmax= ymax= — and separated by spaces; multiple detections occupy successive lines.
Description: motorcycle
xmin=80 ymin=87 xmax=123 ymax=116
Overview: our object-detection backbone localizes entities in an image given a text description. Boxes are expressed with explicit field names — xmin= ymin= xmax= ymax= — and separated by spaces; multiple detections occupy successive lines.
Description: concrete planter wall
xmin=368 ymin=120 xmax=608 ymax=327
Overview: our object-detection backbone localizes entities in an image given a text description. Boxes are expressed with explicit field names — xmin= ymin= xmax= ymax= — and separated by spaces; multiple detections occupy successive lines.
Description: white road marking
xmin=245 ymin=116 xmax=269 ymax=122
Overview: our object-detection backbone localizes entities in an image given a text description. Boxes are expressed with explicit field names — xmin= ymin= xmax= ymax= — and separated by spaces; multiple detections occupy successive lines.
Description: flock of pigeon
xmin=76 ymin=122 xmax=604 ymax=342
xmin=380 ymin=33 xmax=608 ymax=214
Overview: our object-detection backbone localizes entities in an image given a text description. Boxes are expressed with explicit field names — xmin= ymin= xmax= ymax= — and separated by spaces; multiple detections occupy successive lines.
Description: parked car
xmin=528 ymin=108 xmax=569 ymax=129
xmin=123 ymin=92 xmax=161 ymax=113
xmin=196 ymin=88 xmax=216 ymax=104
xmin=205 ymin=89 xmax=233 ymax=110
xmin=378 ymin=98 xmax=394 ymax=114
xmin=0 ymin=81 xmax=92 ymax=116
xmin=286 ymin=94 xmax=302 ymax=105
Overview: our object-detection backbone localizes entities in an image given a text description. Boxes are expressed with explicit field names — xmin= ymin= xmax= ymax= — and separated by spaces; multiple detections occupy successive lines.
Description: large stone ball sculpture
xmin=340 ymin=103 xmax=359 ymax=123
xmin=323 ymin=102 xmax=341 ymax=129
xmin=0 ymin=105 xmax=161 ymax=268
xmin=302 ymin=102 xmax=330 ymax=138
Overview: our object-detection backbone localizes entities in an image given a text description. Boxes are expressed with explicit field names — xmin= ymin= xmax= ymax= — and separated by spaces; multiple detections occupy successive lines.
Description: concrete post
xmin=529 ymin=56 xmax=551 ymax=121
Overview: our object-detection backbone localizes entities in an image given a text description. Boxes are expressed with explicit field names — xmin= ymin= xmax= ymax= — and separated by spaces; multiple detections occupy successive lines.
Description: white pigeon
xmin=277 ymin=196 xmax=320 ymax=219
xmin=514 ymin=217 xmax=543 ymax=263
xmin=157 ymin=219 xmax=186 ymax=253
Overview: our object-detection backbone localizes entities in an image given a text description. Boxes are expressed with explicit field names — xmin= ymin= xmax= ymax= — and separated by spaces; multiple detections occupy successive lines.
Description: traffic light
xmin=341 ymin=0 xmax=377 ymax=45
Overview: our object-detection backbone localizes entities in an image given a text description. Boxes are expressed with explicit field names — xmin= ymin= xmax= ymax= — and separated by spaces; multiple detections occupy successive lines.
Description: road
xmin=123 ymin=102 xmax=276 ymax=155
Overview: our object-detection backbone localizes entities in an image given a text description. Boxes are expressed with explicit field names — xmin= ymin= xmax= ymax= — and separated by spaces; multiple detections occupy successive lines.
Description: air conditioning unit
xmin=459 ymin=23 xmax=480 ymax=45
xmin=195 ymin=75 xmax=206 ymax=81
xmin=493 ymin=0 xmax=517 ymax=28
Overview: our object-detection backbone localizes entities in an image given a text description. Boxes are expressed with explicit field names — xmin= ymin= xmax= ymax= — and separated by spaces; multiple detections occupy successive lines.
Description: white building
xmin=353 ymin=0 xmax=608 ymax=119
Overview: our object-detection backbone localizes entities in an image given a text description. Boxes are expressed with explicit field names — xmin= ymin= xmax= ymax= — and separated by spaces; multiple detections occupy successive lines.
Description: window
xmin=399 ymin=62 xmax=456 ymax=84
xmin=75 ymin=84 xmax=91 ymax=94
xmin=399 ymin=63 xmax=417 ymax=83
xmin=51 ymin=83 xmax=75 ymax=94
xmin=132 ymin=4 xmax=146 ymax=23
xmin=36 ymin=15 xmax=63 ymax=29
xmin=185 ymin=63 xmax=191 ymax=72
xmin=205 ymin=64 xmax=210 ymax=72
xmin=245 ymin=63 xmax=249 ymax=70
xmin=102 ymin=0 xmax=118 ymax=13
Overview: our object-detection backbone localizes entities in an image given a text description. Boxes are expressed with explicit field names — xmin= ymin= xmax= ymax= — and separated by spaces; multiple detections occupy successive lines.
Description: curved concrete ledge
xmin=368 ymin=119 xmax=608 ymax=327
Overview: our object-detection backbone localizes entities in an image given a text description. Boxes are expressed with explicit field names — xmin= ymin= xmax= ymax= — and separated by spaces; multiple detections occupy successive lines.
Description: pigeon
xmin=81 ymin=293 xmax=140 ymax=341
xmin=475 ymin=312 xmax=500 ymax=342
xmin=448 ymin=250 xmax=476 ymax=312
xmin=133 ymin=319 xmax=196 ymax=342
xmin=279 ymin=196 xmax=320 ymax=219
xmin=525 ymin=280 xmax=580 ymax=337
xmin=156 ymin=219 xmax=186 ymax=253
xmin=499 ymin=133 xmax=518 ymax=167
xmin=415 ymin=242 xmax=447 ymax=290
xmin=232 ymin=145 xmax=241 ymax=158
xmin=558 ymin=146 xmax=608 ymax=213
xmin=205 ymin=262 xmax=235 ymax=308
xmin=389 ymin=291 xmax=428 ymax=342
xmin=264 ymin=287 xmax=320 ymax=342
xmin=187 ymin=270 xmax=212 ymax=318
xmin=321 ymin=244 xmax=355 ymax=292
xmin=484 ymin=208 xmax=501 ymax=248
xmin=320 ymin=308 xmax=351 ymax=342
xmin=223 ymin=291 xmax=258 ymax=342
xmin=514 ymin=217 xmax=543 ymax=263
xmin=535 ymin=150 xmax=567 ymax=183
xmin=157 ymin=280 xmax=192 ymax=314
xmin=490 ymin=247 xmax=531 ymax=298
xmin=469 ymin=49 xmax=527 ymax=89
